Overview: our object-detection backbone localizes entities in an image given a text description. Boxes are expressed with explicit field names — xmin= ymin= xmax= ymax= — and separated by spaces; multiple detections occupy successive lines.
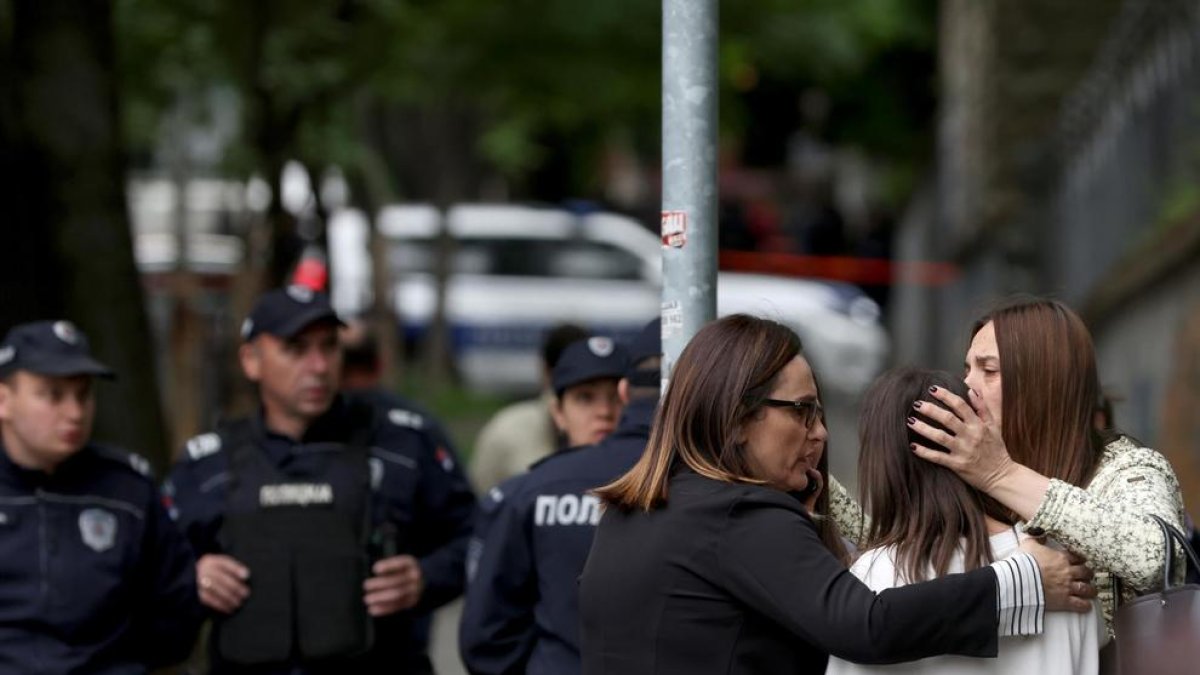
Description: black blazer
xmin=579 ymin=470 xmax=1001 ymax=674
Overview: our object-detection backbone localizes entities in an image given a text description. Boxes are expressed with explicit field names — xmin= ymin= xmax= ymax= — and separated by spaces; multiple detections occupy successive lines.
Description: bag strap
xmin=1149 ymin=514 xmax=1200 ymax=590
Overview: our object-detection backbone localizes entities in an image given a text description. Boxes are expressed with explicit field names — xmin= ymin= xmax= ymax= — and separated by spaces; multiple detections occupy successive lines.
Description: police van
xmin=329 ymin=204 xmax=888 ymax=396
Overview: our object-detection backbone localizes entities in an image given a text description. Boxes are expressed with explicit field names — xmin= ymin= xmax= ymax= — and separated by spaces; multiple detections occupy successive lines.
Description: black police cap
xmin=551 ymin=337 xmax=629 ymax=396
xmin=0 ymin=320 xmax=115 ymax=379
xmin=241 ymin=285 xmax=345 ymax=342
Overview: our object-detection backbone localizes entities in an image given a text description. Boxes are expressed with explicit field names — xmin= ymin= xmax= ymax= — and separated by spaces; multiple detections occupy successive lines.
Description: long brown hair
xmin=596 ymin=314 xmax=846 ymax=557
xmin=974 ymin=297 xmax=1107 ymax=489
xmin=858 ymin=368 xmax=994 ymax=582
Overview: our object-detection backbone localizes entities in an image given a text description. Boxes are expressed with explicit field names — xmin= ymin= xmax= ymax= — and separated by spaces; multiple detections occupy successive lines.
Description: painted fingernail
xmin=929 ymin=386 xmax=938 ymax=394
xmin=910 ymin=443 xmax=917 ymax=451
xmin=912 ymin=400 xmax=922 ymax=409
xmin=906 ymin=416 xmax=917 ymax=425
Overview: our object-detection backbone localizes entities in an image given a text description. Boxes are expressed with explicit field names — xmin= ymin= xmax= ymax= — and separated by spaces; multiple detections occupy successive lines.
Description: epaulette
xmin=387 ymin=408 xmax=426 ymax=430
xmin=184 ymin=432 xmax=223 ymax=461
xmin=92 ymin=444 xmax=154 ymax=478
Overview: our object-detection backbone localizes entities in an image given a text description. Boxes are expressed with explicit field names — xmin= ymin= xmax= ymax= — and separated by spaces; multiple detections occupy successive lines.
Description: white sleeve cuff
xmin=991 ymin=553 xmax=1044 ymax=637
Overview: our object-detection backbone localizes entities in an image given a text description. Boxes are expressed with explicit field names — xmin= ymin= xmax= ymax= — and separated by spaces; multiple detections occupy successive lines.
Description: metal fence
xmin=1048 ymin=0 xmax=1200 ymax=304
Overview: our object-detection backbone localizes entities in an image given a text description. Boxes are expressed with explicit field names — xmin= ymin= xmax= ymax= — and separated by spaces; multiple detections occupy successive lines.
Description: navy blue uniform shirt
xmin=165 ymin=392 xmax=477 ymax=674
xmin=0 ymin=441 xmax=202 ymax=674
xmin=459 ymin=396 xmax=656 ymax=675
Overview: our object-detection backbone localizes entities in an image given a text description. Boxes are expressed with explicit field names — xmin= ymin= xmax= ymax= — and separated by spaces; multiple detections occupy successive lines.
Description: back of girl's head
xmin=857 ymin=367 xmax=993 ymax=582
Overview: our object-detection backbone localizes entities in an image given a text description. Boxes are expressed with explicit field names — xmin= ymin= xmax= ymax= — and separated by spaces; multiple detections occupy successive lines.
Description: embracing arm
xmin=828 ymin=475 xmax=868 ymax=548
xmin=716 ymin=495 xmax=1056 ymax=665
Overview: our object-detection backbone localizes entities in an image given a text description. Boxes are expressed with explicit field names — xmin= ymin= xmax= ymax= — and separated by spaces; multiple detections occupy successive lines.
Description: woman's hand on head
xmin=907 ymin=387 xmax=1015 ymax=494
xmin=1019 ymin=538 xmax=1096 ymax=613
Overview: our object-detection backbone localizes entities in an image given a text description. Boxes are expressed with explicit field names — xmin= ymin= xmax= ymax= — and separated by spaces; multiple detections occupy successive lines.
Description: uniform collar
xmin=253 ymin=394 xmax=356 ymax=465
xmin=0 ymin=439 xmax=94 ymax=487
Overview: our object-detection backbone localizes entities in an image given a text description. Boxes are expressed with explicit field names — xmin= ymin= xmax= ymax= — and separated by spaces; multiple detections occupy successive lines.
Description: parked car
xmin=330 ymin=203 xmax=888 ymax=396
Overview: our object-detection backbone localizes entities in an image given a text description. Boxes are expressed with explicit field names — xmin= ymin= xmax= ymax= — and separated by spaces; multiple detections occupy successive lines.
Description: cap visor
xmin=23 ymin=356 xmax=115 ymax=380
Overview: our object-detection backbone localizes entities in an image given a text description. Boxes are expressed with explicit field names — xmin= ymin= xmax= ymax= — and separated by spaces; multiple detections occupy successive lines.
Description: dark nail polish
xmin=909 ymin=443 xmax=917 ymax=451
xmin=906 ymin=416 xmax=917 ymax=425
xmin=929 ymin=386 xmax=938 ymax=394
xmin=912 ymin=400 xmax=922 ymax=409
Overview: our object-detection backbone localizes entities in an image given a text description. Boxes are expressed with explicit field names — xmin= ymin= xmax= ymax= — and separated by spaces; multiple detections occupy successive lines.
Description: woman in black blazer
xmin=579 ymin=315 xmax=1095 ymax=675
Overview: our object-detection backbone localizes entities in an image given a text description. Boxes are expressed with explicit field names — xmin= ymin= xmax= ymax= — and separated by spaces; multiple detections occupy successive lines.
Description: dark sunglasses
xmin=761 ymin=398 xmax=824 ymax=429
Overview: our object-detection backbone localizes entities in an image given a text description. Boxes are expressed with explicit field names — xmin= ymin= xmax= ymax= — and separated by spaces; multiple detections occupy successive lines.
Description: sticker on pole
xmin=662 ymin=301 xmax=684 ymax=339
xmin=661 ymin=211 xmax=688 ymax=248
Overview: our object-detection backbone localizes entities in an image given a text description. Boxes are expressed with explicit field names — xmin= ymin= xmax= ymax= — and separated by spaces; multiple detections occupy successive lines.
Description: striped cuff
xmin=990 ymin=553 xmax=1045 ymax=637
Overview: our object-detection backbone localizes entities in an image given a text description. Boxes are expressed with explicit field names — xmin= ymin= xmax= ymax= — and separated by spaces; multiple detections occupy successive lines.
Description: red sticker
xmin=661 ymin=211 xmax=687 ymax=248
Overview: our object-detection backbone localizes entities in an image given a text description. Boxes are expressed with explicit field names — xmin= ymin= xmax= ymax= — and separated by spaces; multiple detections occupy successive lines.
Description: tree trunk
xmin=3 ymin=0 xmax=169 ymax=469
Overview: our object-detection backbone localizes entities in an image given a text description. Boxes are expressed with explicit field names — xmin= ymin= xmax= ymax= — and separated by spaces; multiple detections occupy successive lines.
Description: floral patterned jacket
xmin=830 ymin=435 xmax=1187 ymax=636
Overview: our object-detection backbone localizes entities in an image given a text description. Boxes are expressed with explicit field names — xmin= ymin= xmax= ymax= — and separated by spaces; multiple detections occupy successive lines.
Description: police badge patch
xmin=587 ymin=336 xmax=614 ymax=357
xmin=79 ymin=508 xmax=117 ymax=552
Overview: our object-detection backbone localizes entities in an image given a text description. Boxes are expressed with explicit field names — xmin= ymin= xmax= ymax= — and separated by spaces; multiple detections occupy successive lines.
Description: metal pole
xmin=661 ymin=0 xmax=719 ymax=383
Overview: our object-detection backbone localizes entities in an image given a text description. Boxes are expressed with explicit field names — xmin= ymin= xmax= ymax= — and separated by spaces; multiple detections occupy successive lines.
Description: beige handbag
xmin=1099 ymin=515 xmax=1200 ymax=675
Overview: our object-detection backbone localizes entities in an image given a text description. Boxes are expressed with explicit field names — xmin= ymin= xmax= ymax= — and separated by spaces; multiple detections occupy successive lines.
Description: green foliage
xmin=114 ymin=0 xmax=934 ymax=199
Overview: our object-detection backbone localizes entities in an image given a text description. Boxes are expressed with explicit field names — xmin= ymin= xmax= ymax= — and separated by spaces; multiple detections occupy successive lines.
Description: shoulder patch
xmin=186 ymin=433 xmax=223 ymax=461
xmin=91 ymin=444 xmax=154 ymax=479
xmin=387 ymin=408 xmax=425 ymax=430
xmin=128 ymin=453 xmax=152 ymax=477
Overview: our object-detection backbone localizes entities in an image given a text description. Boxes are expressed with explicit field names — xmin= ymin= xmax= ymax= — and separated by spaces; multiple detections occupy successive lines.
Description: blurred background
xmin=3 ymin=0 xmax=1200 ymax=669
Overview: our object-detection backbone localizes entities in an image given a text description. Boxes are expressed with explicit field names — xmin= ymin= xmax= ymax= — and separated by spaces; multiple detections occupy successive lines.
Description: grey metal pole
xmin=661 ymin=0 xmax=719 ymax=383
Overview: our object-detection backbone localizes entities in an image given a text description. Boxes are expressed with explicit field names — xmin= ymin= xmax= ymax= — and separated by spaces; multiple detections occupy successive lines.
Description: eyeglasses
xmin=761 ymin=398 xmax=824 ymax=429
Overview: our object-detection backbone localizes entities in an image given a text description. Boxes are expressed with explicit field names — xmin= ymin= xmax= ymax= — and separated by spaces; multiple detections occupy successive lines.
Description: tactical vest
xmin=214 ymin=411 xmax=374 ymax=666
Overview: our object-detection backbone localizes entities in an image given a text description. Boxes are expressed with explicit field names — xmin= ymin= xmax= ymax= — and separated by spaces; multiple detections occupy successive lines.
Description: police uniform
xmin=0 ymin=321 xmax=202 ymax=674
xmin=165 ymin=289 xmax=476 ymax=675
xmin=460 ymin=323 xmax=660 ymax=675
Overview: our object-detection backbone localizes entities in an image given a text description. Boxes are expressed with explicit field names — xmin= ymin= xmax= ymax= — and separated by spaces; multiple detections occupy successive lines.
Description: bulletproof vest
xmin=214 ymin=409 xmax=375 ymax=666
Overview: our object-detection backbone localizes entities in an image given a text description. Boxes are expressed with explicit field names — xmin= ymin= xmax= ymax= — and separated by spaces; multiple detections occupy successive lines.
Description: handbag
xmin=1099 ymin=514 xmax=1200 ymax=675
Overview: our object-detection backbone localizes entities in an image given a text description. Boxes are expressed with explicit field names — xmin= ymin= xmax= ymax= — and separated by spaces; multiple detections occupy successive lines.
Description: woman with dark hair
xmin=827 ymin=368 xmax=1103 ymax=675
xmin=906 ymin=297 xmax=1186 ymax=638
xmin=578 ymin=314 xmax=1093 ymax=675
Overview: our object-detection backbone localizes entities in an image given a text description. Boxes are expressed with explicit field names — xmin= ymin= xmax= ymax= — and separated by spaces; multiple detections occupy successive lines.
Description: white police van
xmin=330 ymin=204 xmax=888 ymax=396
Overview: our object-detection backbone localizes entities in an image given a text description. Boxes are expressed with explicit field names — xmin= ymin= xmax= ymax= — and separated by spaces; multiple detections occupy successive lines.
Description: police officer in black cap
xmin=546 ymin=336 xmax=631 ymax=451
xmin=164 ymin=286 xmax=476 ymax=674
xmin=459 ymin=320 xmax=661 ymax=675
xmin=0 ymin=320 xmax=203 ymax=673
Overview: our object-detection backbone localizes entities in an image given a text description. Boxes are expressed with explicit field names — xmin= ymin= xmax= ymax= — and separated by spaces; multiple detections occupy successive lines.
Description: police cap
xmin=0 ymin=320 xmax=115 ymax=379
xmin=241 ymin=285 xmax=345 ymax=342
xmin=551 ymin=337 xmax=629 ymax=397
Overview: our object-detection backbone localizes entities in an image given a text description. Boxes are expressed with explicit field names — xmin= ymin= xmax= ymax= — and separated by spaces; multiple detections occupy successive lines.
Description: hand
xmin=1020 ymin=538 xmax=1096 ymax=613
xmin=363 ymin=554 xmax=424 ymax=617
xmin=197 ymin=554 xmax=251 ymax=614
xmin=801 ymin=468 xmax=823 ymax=512
xmin=908 ymin=387 xmax=1015 ymax=494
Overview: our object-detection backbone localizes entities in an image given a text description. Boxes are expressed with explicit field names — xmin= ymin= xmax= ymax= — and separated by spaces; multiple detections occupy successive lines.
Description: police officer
xmin=548 ymin=336 xmax=630 ymax=450
xmin=0 ymin=320 xmax=202 ymax=673
xmin=459 ymin=319 xmax=661 ymax=675
xmin=165 ymin=286 xmax=476 ymax=674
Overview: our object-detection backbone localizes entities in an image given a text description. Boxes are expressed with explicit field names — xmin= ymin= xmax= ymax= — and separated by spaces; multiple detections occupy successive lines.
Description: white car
xmin=329 ymin=204 xmax=889 ymax=396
